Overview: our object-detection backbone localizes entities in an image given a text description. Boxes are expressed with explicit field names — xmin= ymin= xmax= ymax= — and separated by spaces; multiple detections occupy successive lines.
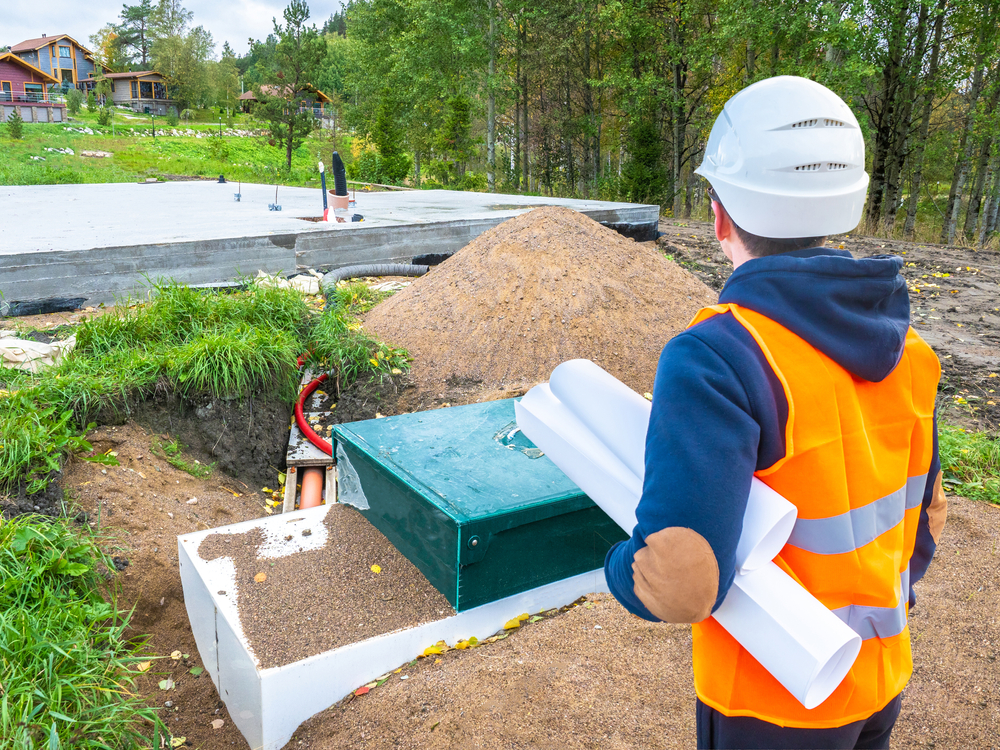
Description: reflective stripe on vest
xmin=787 ymin=474 xmax=927 ymax=556
xmin=688 ymin=303 xmax=940 ymax=729
xmin=833 ymin=568 xmax=909 ymax=641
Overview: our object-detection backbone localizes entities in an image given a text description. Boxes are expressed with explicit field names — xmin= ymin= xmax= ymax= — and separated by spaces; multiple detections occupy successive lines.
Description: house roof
xmin=0 ymin=52 xmax=60 ymax=84
xmin=11 ymin=34 xmax=93 ymax=55
xmin=104 ymin=70 xmax=160 ymax=80
xmin=240 ymin=83 xmax=332 ymax=104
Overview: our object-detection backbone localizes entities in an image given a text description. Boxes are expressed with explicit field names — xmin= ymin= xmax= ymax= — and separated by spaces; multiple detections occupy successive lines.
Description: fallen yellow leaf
xmin=370 ymin=564 xmax=381 ymax=574
xmin=171 ymin=739 xmax=186 ymax=748
xmin=137 ymin=661 xmax=151 ymax=673
xmin=517 ymin=613 xmax=530 ymax=622
xmin=503 ymin=619 xmax=521 ymax=630
xmin=422 ymin=646 xmax=443 ymax=657
xmin=171 ymin=650 xmax=182 ymax=660
xmin=254 ymin=572 xmax=267 ymax=583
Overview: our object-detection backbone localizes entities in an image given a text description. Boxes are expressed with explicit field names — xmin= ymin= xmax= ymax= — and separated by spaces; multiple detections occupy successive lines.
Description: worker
xmin=604 ymin=76 xmax=945 ymax=749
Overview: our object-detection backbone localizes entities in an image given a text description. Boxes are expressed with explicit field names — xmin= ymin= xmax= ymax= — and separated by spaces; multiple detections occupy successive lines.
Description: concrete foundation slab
xmin=1 ymin=182 xmax=659 ymax=312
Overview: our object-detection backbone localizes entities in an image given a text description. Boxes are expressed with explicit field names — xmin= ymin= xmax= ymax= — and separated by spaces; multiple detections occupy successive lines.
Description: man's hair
xmin=709 ymin=188 xmax=826 ymax=258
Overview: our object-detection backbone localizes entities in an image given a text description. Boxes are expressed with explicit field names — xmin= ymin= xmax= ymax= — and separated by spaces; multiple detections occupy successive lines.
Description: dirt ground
xmin=290 ymin=496 xmax=999 ymax=750
xmin=8 ymin=218 xmax=1000 ymax=749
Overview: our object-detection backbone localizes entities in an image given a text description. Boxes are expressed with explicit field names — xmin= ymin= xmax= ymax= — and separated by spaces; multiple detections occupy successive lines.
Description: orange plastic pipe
xmin=300 ymin=467 xmax=324 ymax=509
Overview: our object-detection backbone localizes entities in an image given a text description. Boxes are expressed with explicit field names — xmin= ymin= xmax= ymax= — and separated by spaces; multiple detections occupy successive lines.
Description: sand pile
xmin=364 ymin=206 xmax=716 ymax=399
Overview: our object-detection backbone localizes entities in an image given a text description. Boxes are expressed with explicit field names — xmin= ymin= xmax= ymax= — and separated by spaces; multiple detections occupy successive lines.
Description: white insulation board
xmin=178 ymin=504 xmax=609 ymax=750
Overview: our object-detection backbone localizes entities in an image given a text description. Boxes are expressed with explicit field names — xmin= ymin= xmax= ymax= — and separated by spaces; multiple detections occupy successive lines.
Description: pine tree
xmin=6 ymin=109 xmax=24 ymax=140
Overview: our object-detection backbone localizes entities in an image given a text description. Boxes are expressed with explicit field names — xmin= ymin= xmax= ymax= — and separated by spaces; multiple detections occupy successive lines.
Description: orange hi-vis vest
xmin=689 ymin=303 xmax=940 ymax=728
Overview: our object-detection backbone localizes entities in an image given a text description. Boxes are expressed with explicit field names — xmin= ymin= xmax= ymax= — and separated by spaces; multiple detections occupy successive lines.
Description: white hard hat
xmin=695 ymin=76 xmax=868 ymax=238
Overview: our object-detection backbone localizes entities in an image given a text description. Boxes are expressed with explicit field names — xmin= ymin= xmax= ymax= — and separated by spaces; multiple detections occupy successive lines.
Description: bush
xmin=6 ymin=108 xmax=24 ymax=140
xmin=86 ymin=91 xmax=97 ymax=112
xmin=97 ymin=107 xmax=112 ymax=127
xmin=65 ymin=88 xmax=83 ymax=115
xmin=207 ymin=135 xmax=230 ymax=162
xmin=166 ymin=107 xmax=180 ymax=126
xmin=458 ymin=171 xmax=488 ymax=192
xmin=181 ymin=109 xmax=194 ymax=121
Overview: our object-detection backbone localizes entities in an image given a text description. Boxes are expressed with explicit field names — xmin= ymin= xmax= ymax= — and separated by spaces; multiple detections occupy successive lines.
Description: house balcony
xmin=0 ymin=91 xmax=66 ymax=106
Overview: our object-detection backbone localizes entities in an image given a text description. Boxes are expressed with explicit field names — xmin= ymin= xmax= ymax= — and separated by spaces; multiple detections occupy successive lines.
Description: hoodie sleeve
xmin=604 ymin=313 xmax=789 ymax=621
xmin=908 ymin=412 xmax=945 ymax=607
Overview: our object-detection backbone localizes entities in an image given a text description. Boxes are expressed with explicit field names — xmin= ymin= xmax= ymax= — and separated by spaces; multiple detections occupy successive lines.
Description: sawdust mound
xmin=364 ymin=206 xmax=716 ymax=398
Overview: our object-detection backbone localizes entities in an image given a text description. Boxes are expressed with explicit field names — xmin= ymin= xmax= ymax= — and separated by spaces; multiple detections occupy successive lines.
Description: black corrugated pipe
xmin=330 ymin=151 xmax=348 ymax=196
xmin=320 ymin=264 xmax=429 ymax=296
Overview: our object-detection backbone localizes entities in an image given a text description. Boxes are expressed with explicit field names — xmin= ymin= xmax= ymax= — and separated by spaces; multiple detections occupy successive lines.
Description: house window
xmin=1 ymin=82 xmax=10 ymax=102
xmin=24 ymin=83 xmax=43 ymax=102
xmin=140 ymin=81 xmax=153 ymax=99
xmin=131 ymin=81 xmax=138 ymax=99
xmin=61 ymin=69 xmax=74 ymax=85
xmin=111 ymin=81 xmax=116 ymax=93
xmin=153 ymin=82 xmax=167 ymax=99
xmin=59 ymin=46 xmax=71 ymax=58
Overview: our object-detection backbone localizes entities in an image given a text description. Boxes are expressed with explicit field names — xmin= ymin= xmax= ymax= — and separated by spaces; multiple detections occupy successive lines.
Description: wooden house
xmin=10 ymin=34 xmax=106 ymax=92
xmin=238 ymin=84 xmax=332 ymax=116
xmin=0 ymin=52 xmax=66 ymax=123
xmin=104 ymin=71 xmax=177 ymax=115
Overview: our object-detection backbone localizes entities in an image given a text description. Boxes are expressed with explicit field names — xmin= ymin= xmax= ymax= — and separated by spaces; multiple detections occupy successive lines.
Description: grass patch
xmin=151 ymin=438 xmax=214 ymax=479
xmin=938 ymin=424 xmax=1000 ymax=504
xmin=0 ymin=514 xmax=165 ymax=748
xmin=2 ymin=278 xmax=407 ymax=496
xmin=311 ymin=282 xmax=410 ymax=389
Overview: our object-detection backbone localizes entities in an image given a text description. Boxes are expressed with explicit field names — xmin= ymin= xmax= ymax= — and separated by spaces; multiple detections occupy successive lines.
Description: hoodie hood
xmin=718 ymin=247 xmax=910 ymax=382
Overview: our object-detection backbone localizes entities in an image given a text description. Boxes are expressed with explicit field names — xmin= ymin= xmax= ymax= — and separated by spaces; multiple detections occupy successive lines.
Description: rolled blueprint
xmin=515 ymin=359 xmax=862 ymax=709
xmin=517 ymin=365 xmax=796 ymax=572
xmin=713 ymin=562 xmax=862 ymax=709
xmin=549 ymin=359 xmax=652 ymax=480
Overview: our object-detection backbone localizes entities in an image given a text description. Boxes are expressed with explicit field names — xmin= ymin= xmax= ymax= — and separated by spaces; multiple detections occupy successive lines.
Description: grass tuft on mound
xmin=1 ymin=279 xmax=407 ymax=496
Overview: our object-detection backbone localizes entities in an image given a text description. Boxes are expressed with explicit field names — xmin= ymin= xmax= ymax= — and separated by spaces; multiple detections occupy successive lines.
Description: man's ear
xmin=713 ymin=201 xmax=731 ymax=243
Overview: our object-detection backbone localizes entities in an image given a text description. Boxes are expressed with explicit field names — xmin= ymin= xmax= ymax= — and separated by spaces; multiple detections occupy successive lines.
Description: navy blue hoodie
xmin=604 ymin=247 xmax=941 ymax=620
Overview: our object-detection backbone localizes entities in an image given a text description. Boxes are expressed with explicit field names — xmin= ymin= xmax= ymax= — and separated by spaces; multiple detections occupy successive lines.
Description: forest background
xmin=8 ymin=0 xmax=1000 ymax=246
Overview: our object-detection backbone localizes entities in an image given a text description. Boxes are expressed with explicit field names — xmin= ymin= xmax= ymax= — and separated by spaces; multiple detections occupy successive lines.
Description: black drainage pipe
xmin=320 ymin=264 xmax=429 ymax=294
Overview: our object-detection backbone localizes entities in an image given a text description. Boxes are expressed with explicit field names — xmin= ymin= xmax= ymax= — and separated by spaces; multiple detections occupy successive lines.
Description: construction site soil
xmin=364 ymin=206 xmax=716 ymax=408
xmin=197 ymin=503 xmax=453 ymax=669
xmin=6 ymin=211 xmax=1000 ymax=749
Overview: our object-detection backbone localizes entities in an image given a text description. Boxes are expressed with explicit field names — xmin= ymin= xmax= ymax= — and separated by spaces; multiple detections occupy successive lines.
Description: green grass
xmin=310 ymin=282 xmax=410 ymax=387
xmin=0 ymin=514 xmax=165 ymax=748
xmin=938 ymin=423 xmax=1000 ymax=504
xmin=1 ymin=279 xmax=407 ymax=496
xmin=151 ymin=438 xmax=214 ymax=478
xmin=1 ymin=111 xmax=346 ymax=187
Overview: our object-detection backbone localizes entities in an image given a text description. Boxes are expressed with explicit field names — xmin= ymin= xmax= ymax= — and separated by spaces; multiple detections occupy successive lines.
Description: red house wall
xmin=0 ymin=59 xmax=49 ymax=94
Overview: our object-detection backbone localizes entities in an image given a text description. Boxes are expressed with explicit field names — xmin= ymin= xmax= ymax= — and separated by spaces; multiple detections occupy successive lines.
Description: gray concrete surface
xmin=0 ymin=182 xmax=659 ymax=310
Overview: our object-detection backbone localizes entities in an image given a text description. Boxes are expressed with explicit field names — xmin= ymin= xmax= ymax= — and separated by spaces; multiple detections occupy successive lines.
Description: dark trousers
xmin=696 ymin=693 xmax=902 ymax=750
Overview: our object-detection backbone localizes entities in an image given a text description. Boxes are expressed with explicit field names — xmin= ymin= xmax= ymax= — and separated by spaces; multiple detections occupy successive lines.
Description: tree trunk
xmin=977 ymin=151 xmax=1000 ymax=247
xmin=414 ymin=150 xmax=421 ymax=186
xmin=514 ymin=21 xmax=522 ymax=191
xmin=904 ymin=0 xmax=947 ymax=239
xmin=521 ymin=20 xmax=529 ymax=193
xmin=671 ymin=18 xmax=686 ymax=219
xmin=941 ymin=64 xmax=985 ymax=244
xmin=986 ymin=163 xmax=1000 ymax=237
xmin=964 ymin=135 xmax=993 ymax=240
xmin=486 ymin=0 xmax=495 ymax=192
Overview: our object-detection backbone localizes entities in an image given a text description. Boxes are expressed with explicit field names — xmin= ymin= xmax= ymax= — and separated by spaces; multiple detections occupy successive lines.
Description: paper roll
xmin=548 ymin=359 xmax=652 ymax=481
xmin=516 ymin=380 xmax=797 ymax=571
xmin=712 ymin=562 xmax=862 ymax=709
xmin=737 ymin=479 xmax=797 ymax=574
xmin=514 ymin=389 xmax=641 ymax=533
